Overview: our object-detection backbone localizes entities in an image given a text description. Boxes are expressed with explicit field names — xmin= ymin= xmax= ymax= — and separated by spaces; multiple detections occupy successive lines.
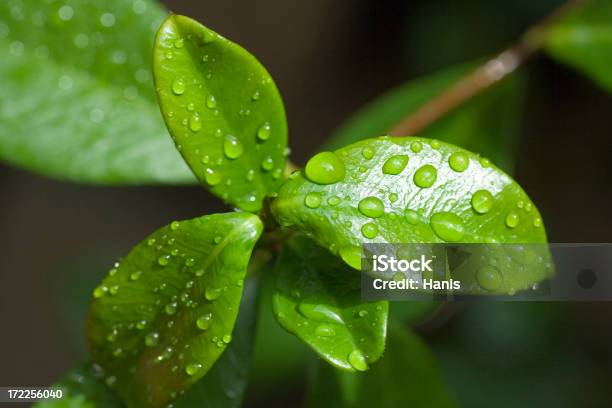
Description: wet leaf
xmin=546 ymin=0 xmax=612 ymax=93
xmin=87 ymin=212 xmax=262 ymax=407
xmin=273 ymin=235 xmax=388 ymax=371
xmin=154 ymin=15 xmax=288 ymax=211
xmin=0 ymin=0 xmax=195 ymax=184
xmin=272 ymin=136 xmax=550 ymax=294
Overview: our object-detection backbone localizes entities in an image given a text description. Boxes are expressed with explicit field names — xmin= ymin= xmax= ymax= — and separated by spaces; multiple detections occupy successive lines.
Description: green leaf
xmin=35 ymin=362 xmax=122 ymax=408
xmin=0 ymin=0 xmax=195 ymax=184
xmin=175 ymin=275 xmax=261 ymax=408
xmin=545 ymin=0 xmax=612 ymax=92
xmin=324 ymin=63 xmax=524 ymax=172
xmin=272 ymin=235 xmax=388 ymax=372
xmin=153 ymin=15 xmax=288 ymax=212
xmin=272 ymin=136 xmax=550 ymax=294
xmin=305 ymin=325 xmax=454 ymax=408
xmin=87 ymin=212 xmax=263 ymax=408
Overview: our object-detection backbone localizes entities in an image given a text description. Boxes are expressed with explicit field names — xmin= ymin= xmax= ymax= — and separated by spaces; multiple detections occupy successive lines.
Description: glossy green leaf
xmin=87 ymin=212 xmax=263 ymax=408
xmin=545 ymin=0 xmax=612 ymax=92
xmin=35 ymin=362 xmax=122 ymax=408
xmin=305 ymin=325 xmax=454 ymax=408
xmin=324 ymin=63 xmax=524 ymax=172
xmin=0 ymin=0 xmax=195 ymax=184
xmin=175 ymin=275 xmax=260 ymax=408
xmin=272 ymin=136 xmax=551 ymax=294
xmin=272 ymin=235 xmax=388 ymax=372
xmin=153 ymin=15 xmax=288 ymax=212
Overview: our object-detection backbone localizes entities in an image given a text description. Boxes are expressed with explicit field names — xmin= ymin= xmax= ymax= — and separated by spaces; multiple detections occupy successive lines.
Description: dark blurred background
xmin=1 ymin=0 xmax=611 ymax=406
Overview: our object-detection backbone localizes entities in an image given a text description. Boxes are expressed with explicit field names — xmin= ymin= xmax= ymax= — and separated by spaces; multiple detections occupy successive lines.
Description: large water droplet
xmin=358 ymin=196 xmax=384 ymax=218
xmin=348 ymin=349 xmax=368 ymax=371
xmin=204 ymin=168 xmax=222 ymax=186
xmin=449 ymin=152 xmax=469 ymax=172
xmin=185 ymin=363 xmax=202 ymax=376
xmin=305 ymin=151 xmax=346 ymax=185
xmin=505 ymin=211 xmax=520 ymax=228
xmin=414 ymin=165 xmax=437 ymax=188
xmin=361 ymin=223 xmax=378 ymax=239
xmin=171 ymin=78 xmax=185 ymax=95
xmin=304 ymin=192 xmax=322 ymax=209
xmin=223 ymin=135 xmax=244 ymax=159
xmin=382 ymin=155 xmax=408 ymax=175
xmin=430 ymin=212 xmax=464 ymax=242
xmin=196 ymin=313 xmax=213 ymax=330
xmin=477 ymin=266 xmax=502 ymax=291
xmin=471 ymin=189 xmax=494 ymax=214
xmin=256 ymin=122 xmax=271 ymax=141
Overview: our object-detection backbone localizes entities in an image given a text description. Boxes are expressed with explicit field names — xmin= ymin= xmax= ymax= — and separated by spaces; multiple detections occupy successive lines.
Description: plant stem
xmin=388 ymin=0 xmax=589 ymax=136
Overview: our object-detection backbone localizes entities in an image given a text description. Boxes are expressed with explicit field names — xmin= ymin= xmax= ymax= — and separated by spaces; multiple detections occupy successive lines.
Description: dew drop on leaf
xmin=171 ymin=78 xmax=185 ymax=95
xmin=189 ymin=115 xmax=202 ymax=132
xmin=382 ymin=155 xmax=409 ymax=175
xmin=358 ymin=196 xmax=384 ymax=218
xmin=223 ymin=135 xmax=244 ymax=159
xmin=315 ymin=324 xmax=336 ymax=337
xmin=304 ymin=151 xmax=346 ymax=185
xmin=196 ymin=313 xmax=213 ymax=330
xmin=256 ymin=122 xmax=271 ymax=141
xmin=304 ymin=192 xmax=322 ymax=209
xmin=361 ymin=222 xmax=378 ymax=239
xmin=348 ymin=349 xmax=368 ymax=371
xmin=145 ymin=332 xmax=159 ymax=347
xmin=477 ymin=266 xmax=503 ymax=291
xmin=413 ymin=164 xmax=437 ymax=188
xmin=206 ymin=95 xmax=217 ymax=109
xmin=448 ymin=151 xmax=469 ymax=172
xmin=204 ymin=168 xmax=222 ymax=186
xmin=404 ymin=208 xmax=420 ymax=225
xmin=430 ymin=212 xmax=464 ymax=242
xmin=505 ymin=211 xmax=520 ymax=228
xmin=185 ymin=363 xmax=202 ymax=376
xmin=410 ymin=141 xmax=423 ymax=153
xmin=261 ymin=156 xmax=274 ymax=171
xmin=361 ymin=146 xmax=375 ymax=160
xmin=471 ymin=189 xmax=494 ymax=214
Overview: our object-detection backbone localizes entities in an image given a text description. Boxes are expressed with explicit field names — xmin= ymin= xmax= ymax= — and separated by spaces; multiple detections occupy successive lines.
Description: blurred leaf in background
xmin=0 ymin=0 xmax=194 ymax=184
xmin=545 ymin=0 xmax=612 ymax=93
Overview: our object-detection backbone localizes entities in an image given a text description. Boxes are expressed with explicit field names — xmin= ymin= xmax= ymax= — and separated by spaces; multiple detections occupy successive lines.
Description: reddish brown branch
xmin=388 ymin=0 xmax=589 ymax=136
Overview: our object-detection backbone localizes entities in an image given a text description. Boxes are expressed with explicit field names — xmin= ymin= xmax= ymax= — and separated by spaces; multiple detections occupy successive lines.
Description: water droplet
xmin=145 ymin=332 xmax=159 ymax=347
xmin=136 ymin=320 xmax=147 ymax=330
xmin=206 ymin=95 xmax=217 ymax=109
xmin=505 ymin=211 xmax=520 ymax=228
xmin=404 ymin=209 xmax=420 ymax=225
xmin=165 ymin=302 xmax=177 ymax=315
xmin=410 ymin=141 xmax=423 ymax=153
xmin=174 ymin=38 xmax=184 ymax=48
xmin=358 ymin=310 xmax=368 ymax=317
xmin=196 ymin=313 xmax=213 ymax=330
xmin=130 ymin=271 xmax=142 ymax=281
xmin=257 ymin=122 xmax=271 ymax=141
xmin=358 ymin=147 xmax=374 ymax=161
xmin=205 ymin=287 xmax=222 ymax=301
xmin=448 ymin=152 xmax=469 ymax=172
xmin=204 ymin=168 xmax=222 ymax=186
xmin=109 ymin=285 xmax=119 ymax=295
xmin=223 ymin=135 xmax=244 ymax=159
xmin=304 ymin=192 xmax=322 ymax=209
xmin=414 ymin=165 xmax=437 ymax=188
xmin=328 ymin=195 xmax=341 ymax=206
xmin=158 ymin=255 xmax=170 ymax=266
xmin=93 ymin=285 xmax=108 ymax=298
xmin=107 ymin=329 xmax=118 ymax=342
xmin=348 ymin=349 xmax=368 ymax=371
xmin=430 ymin=140 xmax=441 ymax=149
xmin=298 ymin=302 xmax=344 ymax=324
xmin=272 ymin=168 xmax=283 ymax=179
xmin=471 ymin=190 xmax=494 ymax=214
xmin=524 ymin=202 xmax=533 ymax=213
xmin=202 ymin=30 xmax=215 ymax=44
xmin=222 ymin=334 xmax=232 ymax=343
xmin=361 ymin=223 xmax=378 ymax=239
xmin=479 ymin=157 xmax=491 ymax=168
xmin=261 ymin=157 xmax=274 ymax=171
xmin=304 ymin=152 xmax=346 ymax=185
xmin=389 ymin=192 xmax=399 ymax=203
xmin=189 ymin=115 xmax=201 ymax=132
xmin=172 ymin=78 xmax=185 ymax=95
xmin=358 ymin=196 xmax=384 ymax=218
xmin=430 ymin=212 xmax=464 ymax=242
xmin=252 ymin=91 xmax=261 ymax=101
xmin=315 ymin=324 xmax=336 ymax=337
xmin=185 ymin=363 xmax=202 ymax=376
xmin=246 ymin=169 xmax=255 ymax=181
xmin=477 ymin=266 xmax=502 ymax=291
xmin=340 ymin=246 xmax=361 ymax=270
xmin=170 ymin=221 xmax=180 ymax=231
xmin=533 ymin=217 xmax=542 ymax=228
xmin=382 ymin=155 xmax=409 ymax=175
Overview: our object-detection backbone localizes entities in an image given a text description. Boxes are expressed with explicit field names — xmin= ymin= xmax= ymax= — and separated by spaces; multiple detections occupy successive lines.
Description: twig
xmin=388 ymin=0 xmax=589 ymax=136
